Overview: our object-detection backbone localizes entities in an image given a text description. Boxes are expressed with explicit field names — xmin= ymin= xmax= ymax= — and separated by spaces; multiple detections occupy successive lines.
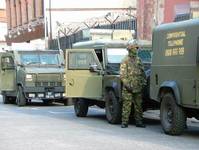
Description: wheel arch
xmin=158 ymin=81 xmax=181 ymax=105
xmin=105 ymin=86 xmax=121 ymax=100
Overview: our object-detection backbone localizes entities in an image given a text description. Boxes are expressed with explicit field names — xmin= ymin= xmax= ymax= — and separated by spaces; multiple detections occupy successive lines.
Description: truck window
xmin=20 ymin=53 xmax=59 ymax=65
xmin=68 ymin=52 xmax=99 ymax=70
xmin=95 ymin=49 xmax=103 ymax=63
xmin=1 ymin=56 xmax=15 ymax=70
xmin=138 ymin=49 xmax=152 ymax=63
xmin=40 ymin=54 xmax=59 ymax=65
xmin=107 ymin=48 xmax=128 ymax=63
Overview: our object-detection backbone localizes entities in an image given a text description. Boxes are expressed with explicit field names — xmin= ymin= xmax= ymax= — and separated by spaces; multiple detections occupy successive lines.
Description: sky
xmin=0 ymin=0 xmax=5 ymax=9
xmin=45 ymin=0 xmax=136 ymax=37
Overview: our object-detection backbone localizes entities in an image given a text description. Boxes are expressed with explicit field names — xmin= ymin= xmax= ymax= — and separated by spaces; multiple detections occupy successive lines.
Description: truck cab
xmin=0 ymin=49 xmax=66 ymax=106
xmin=65 ymin=39 xmax=152 ymax=124
xmin=150 ymin=19 xmax=199 ymax=135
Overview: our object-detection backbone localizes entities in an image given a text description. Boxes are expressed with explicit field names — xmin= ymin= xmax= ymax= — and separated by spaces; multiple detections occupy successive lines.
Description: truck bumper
xmin=23 ymin=86 xmax=65 ymax=99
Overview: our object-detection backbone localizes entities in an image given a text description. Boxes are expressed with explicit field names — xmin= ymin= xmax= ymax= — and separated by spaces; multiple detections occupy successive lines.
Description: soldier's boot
xmin=121 ymin=123 xmax=128 ymax=128
xmin=135 ymin=120 xmax=145 ymax=128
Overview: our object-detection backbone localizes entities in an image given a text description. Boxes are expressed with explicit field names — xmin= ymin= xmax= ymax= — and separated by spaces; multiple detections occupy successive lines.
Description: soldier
xmin=120 ymin=40 xmax=146 ymax=128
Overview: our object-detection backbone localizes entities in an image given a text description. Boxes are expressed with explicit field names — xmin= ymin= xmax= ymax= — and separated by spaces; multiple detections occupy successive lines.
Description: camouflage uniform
xmin=120 ymin=46 xmax=146 ymax=125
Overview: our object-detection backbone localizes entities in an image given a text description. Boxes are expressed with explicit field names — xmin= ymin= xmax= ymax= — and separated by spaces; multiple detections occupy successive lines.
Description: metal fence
xmin=50 ymin=19 xmax=136 ymax=50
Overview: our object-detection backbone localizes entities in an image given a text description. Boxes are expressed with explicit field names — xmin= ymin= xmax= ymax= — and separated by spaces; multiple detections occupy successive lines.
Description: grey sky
xmin=0 ymin=0 xmax=5 ymax=9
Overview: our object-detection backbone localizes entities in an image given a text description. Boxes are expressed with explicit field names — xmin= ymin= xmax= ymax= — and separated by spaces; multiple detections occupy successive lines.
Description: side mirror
xmin=89 ymin=64 xmax=99 ymax=73
xmin=61 ymin=63 xmax=65 ymax=66
xmin=17 ymin=63 xmax=24 ymax=68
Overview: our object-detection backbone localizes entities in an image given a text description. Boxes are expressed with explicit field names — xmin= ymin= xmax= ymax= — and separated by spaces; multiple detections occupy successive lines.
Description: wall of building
xmin=164 ymin=0 xmax=190 ymax=23
xmin=5 ymin=0 xmax=44 ymax=44
xmin=137 ymin=0 xmax=199 ymax=41
xmin=137 ymin=0 xmax=156 ymax=41
xmin=0 ymin=7 xmax=7 ymax=49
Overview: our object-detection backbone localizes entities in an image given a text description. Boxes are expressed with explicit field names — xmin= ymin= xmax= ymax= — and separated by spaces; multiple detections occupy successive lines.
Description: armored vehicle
xmin=0 ymin=49 xmax=66 ymax=106
xmin=65 ymin=39 xmax=152 ymax=124
xmin=150 ymin=19 xmax=199 ymax=135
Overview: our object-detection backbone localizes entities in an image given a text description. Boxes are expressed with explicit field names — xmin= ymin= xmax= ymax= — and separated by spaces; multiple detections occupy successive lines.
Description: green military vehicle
xmin=150 ymin=19 xmax=199 ymax=135
xmin=0 ymin=49 xmax=66 ymax=106
xmin=65 ymin=39 xmax=152 ymax=124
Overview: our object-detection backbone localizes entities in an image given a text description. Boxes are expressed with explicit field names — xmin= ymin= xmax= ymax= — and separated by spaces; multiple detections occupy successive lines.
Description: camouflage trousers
xmin=122 ymin=89 xmax=143 ymax=124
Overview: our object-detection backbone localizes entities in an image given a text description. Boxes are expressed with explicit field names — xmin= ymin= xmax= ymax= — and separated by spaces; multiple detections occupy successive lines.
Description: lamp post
xmin=104 ymin=12 xmax=119 ymax=39
xmin=126 ymin=7 xmax=137 ymax=39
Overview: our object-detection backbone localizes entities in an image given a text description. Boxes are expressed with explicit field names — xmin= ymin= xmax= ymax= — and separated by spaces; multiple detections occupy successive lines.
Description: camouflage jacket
xmin=120 ymin=56 xmax=146 ymax=93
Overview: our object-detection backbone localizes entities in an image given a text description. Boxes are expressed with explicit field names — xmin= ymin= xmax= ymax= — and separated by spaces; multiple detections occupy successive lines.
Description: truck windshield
xmin=20 ymin=53 xmax=59 ymax=65
xmin=107 ymin=48 xmax=128 ymax=63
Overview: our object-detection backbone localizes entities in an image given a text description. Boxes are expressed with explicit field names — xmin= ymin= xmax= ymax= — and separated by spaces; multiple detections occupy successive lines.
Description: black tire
xmin=16 ymin=86 xmax=26 ymax=106
xmin=43 ymin=100 xmax=53 ymax=105
xmin=2 ymin=93 xmax=9 ymax=104
xmin=105 ymin=90 xmax=122 ymax=124
xmin=74 ymin=98 xmax=88 ymax=117
xmin=160 ymin=93 xmax=186 ymax=135
xmin=63 ymin=99 xmax=68 ymax=106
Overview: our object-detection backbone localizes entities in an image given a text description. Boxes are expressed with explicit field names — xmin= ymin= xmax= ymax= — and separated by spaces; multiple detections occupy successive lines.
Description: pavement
xmin=0 ymin=95 xmax=199 ymax=150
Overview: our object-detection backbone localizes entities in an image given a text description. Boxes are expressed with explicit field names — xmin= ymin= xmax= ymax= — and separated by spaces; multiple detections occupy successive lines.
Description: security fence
xmin=50 ymin=19 xmax=136 ymax=50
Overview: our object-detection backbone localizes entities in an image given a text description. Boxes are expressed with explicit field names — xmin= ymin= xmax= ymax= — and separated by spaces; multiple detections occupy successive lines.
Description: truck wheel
xmin=2 ymin=93 xmax=9 ymax=104
xmin=160 ymin=93 xmax=186 ymax=135
xmin=16 ymin=86 xmax=26 ymax=106
xmin=74 ymin=98 xmax=88 ymax=117
xmin=105 ymin=90 xmax=121 ymax=124
xmin=63 ymin=99 xmax=68 ymax=106
xmin=43 ymin=100 xmax=53 ymax=105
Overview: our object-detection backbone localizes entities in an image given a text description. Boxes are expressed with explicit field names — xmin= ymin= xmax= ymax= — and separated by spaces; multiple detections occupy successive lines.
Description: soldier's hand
xmin=125 ymin=85 xmax=133 ymax=93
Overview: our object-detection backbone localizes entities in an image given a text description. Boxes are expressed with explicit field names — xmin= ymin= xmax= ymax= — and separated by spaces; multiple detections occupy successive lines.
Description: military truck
xmin=0 ymin=49 xmax=66 ymax=106
xmin=65 ymin=39 xmax=152 ymax=124
xmin=150 ymin=19 xmax=199 ymax=135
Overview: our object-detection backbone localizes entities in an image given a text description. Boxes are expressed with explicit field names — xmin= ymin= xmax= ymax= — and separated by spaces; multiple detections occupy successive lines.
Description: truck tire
xmin=105 ymin=90 xmax=121 ymax=124
xmin=160 ymin=93 xmax=186 ymax=135
xmin=74 ymin=98 xmax=88 ymax=117
xmin=2 ymin=93 xmax=9 ymax=104
xmin=43 ymin=100 xmax=53 ymax=105
xmin=16 ymin=86 xmax=26 ymax=107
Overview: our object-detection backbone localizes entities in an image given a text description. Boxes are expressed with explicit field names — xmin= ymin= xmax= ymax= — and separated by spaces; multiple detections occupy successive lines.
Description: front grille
xmin=50 ymin=82 xmax=55 ymax=86
xmin=36 ymin=82 xmax=62 ymax=87
xmin=43 ymin=82 xmax=48 ymax=87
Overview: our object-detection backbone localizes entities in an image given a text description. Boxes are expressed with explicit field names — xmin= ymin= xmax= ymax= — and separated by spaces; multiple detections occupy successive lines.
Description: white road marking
xmin=48 ymin=111 xmax=73 ymax=114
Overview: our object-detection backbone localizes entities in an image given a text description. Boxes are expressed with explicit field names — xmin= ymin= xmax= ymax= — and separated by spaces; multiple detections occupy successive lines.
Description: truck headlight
xmin=26 ymin=74 xmax=33 ymax=81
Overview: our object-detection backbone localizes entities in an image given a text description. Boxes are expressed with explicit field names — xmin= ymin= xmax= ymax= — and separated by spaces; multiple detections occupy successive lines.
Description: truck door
xmin=197 ymin=37 xmax=199 ymax=106
xmin=0 ymin=55 xmax=16 ymax=91
xmin=65 ymin=49 xmax=103 ymax=99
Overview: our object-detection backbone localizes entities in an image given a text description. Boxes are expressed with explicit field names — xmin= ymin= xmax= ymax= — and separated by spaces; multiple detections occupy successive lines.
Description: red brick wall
xmin=137 ymin=0 xmax=195 ymax=40
xmin=164 ymin=0 xmax=190 ymax=23
xmin=0 ymin=9 xmax=6 ymax=23
xmin=5 ymin=0 xmax=44 ymax=43
xmin=137 ymin=0 xmax=155 ymax=40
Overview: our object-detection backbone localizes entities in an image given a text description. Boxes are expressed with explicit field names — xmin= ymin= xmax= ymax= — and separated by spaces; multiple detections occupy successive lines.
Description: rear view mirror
xmin=17 ymin=63 xmax=24 ymax=68
xmin=61 ymin=63 xmax=65 ymax=66
xmin=89 ymin=64 xmax=99 ymax=73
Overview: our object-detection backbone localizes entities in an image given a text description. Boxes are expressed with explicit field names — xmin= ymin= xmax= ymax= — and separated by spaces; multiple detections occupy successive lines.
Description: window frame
xmin=67 ymin=50 xmax=102 ymax=70
xmin=1 ymin=56 xmax=15 ymax=70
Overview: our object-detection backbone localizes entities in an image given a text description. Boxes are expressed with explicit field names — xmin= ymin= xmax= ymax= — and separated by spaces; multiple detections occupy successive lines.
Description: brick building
xmin=5 ymin=0 xmax=44 ymax=45
xmin=0 ymin=8 xmax=7 ymax=49
xmin=137 ymin=0 xmax=199 ymax=40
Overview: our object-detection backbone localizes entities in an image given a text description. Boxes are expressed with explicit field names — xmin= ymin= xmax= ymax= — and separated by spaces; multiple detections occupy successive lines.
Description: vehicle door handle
xmin=68 ymin=79 xmax=74 ymax=86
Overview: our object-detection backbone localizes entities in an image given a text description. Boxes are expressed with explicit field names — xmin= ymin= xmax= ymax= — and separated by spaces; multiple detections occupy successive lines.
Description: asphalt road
xmin=0 ymin=95 xmax=199 ymax=150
